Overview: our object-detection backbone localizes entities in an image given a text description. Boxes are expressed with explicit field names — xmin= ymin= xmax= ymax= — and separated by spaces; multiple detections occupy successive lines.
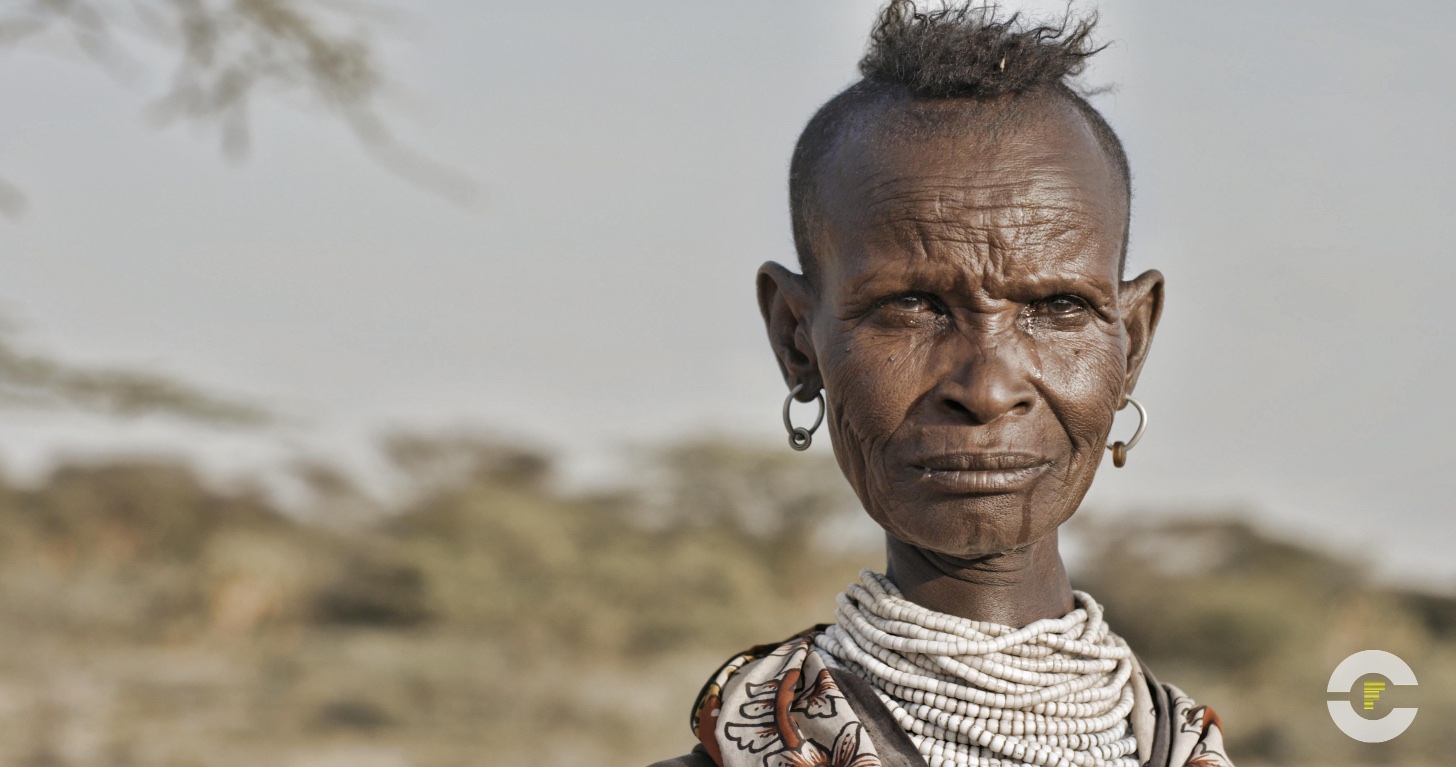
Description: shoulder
xmin=1164 ymin=682 xmax=1236 ymax=766
xmin=1155 ymin=674 xmax=1236 ymax=766
xmin=1134 ymin=657 xmax=1237 ymax=767
xmin=659 ymin=628 xmax=830 ymax=767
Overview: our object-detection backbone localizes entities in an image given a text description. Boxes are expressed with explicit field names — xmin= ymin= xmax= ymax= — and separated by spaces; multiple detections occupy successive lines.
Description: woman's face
xmin=762 ymin=98 xmax=1163 ymax=559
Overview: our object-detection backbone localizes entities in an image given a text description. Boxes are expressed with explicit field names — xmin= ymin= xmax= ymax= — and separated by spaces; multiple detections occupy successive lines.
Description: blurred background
xmin=1 ymin=0 xmax=1454 ymax=765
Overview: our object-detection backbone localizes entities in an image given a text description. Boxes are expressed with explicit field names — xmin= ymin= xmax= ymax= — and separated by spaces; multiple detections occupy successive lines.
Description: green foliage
xmin=383 ymin=436 xmax=863 ymax=658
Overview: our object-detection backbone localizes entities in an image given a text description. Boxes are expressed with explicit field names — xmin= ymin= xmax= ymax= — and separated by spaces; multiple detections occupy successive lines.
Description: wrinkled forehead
xmin=815 ymin=96 xmax=1126 ymax=285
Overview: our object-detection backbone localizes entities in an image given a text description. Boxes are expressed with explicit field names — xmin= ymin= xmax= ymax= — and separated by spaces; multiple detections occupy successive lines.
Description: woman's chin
xmin=876 ymin=495 xmax=1060 ymax=559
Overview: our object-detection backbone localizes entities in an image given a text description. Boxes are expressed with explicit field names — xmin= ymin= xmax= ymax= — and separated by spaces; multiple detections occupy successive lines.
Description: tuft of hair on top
xmin=859 ymin=1 xmax=1105 ymax=99
xmin=789 ymin=1 xmax=1132 ymax=285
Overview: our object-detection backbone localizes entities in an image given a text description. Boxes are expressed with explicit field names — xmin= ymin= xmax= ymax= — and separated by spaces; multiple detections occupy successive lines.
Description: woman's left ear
xmin=1118 ymin=269 xmax=1165 ymax=399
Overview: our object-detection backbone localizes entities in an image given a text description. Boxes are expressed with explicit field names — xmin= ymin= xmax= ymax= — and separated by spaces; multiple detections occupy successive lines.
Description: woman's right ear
xmin=756 ymin=261 xmax=821 ymax=398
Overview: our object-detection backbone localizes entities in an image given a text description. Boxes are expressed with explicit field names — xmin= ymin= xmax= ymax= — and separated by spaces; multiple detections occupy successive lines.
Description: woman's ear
xmin=757 ymin=261 xmax=822 ymax=399
xmin=1118 ymin=268 xmax=1165 ymax=400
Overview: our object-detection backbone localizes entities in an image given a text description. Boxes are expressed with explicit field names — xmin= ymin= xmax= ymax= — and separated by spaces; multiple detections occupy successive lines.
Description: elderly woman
xmin=655 ymin=4 xmax=1232 ymax=767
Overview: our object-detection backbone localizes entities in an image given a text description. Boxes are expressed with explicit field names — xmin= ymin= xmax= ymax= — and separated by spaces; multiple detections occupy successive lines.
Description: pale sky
xmin=2 ymin=1 xmax=1454 ymax=584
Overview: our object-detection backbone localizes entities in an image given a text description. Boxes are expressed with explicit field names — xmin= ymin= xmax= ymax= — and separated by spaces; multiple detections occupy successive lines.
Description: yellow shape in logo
xmin=1362 ymin=680 xmax=1385 ymax=711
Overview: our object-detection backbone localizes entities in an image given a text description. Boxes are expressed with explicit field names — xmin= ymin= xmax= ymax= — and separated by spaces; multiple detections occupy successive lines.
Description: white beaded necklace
xmin=813 ymin=570 xmax=1139 ymax=767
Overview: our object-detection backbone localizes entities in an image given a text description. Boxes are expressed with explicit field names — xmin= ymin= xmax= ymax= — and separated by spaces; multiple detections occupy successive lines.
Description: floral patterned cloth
xmin=690 ymin=628 xmax=1235 ymax=767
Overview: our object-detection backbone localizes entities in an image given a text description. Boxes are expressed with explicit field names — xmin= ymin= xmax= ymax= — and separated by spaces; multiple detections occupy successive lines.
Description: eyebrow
xmin=1013 ymin=271 xmax=1116 ymax=307
xmin=835 ymin=255 xmax=1117 ymax=310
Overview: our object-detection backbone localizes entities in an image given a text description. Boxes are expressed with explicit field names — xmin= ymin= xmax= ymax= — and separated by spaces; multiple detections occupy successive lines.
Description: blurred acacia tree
xmin=0 ymin=0 xmax=471 ymax=423
xmin=0 ymin=319 xmax=272 ymax=424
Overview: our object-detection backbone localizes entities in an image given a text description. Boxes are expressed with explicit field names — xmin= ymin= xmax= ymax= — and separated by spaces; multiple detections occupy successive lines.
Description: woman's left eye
xmin=887 ymin=295 xmax=933 ymax=312
xmin=1037 ymin=296 xmax=1087 ymax=315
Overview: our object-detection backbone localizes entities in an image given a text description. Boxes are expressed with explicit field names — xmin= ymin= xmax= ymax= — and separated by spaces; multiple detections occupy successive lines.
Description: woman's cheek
xmin=821 ymin=332 xmax=927 ymax=515
xmin=1036 ymin=338 xmax=1126 ymax=449
xmin=830 ymin=346 xmax=920 ymax=436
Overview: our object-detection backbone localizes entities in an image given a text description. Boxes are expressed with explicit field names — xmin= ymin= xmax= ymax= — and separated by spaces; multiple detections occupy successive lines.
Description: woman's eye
xmin=887 ymin=295 xmax=932 ymax=312
xmin=1039 ymin=296 xmax=1087 ymax=315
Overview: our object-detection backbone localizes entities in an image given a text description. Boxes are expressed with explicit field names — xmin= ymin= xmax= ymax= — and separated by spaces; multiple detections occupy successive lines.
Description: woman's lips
xmin=908 ymin=453 xmax=1050 ymax=494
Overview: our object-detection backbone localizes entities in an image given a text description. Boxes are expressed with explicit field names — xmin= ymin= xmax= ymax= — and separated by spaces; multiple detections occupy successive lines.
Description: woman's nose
xmin=935 ymin=340 xmax=1038 ymax=424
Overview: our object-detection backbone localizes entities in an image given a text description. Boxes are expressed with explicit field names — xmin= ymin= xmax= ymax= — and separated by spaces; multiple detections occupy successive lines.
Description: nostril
xmin=943 ymin=398 xmax=974 ymax=417
xmin=937 ymin=352 xmax=1039 ymax=423
xmin=940 ymin=389 xmax=1034 ymax=423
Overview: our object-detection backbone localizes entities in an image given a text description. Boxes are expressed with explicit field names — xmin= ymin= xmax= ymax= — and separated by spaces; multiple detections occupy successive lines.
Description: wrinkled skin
xmin=759 ymin=96 xmax=1163 ymax=627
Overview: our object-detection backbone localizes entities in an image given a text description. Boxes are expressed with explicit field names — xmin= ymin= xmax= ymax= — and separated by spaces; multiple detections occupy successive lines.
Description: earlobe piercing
xmin=1107 ymin=397 xmax=1147 ymax=468
xmin=782 ymin=383 xmax=826 ymax=451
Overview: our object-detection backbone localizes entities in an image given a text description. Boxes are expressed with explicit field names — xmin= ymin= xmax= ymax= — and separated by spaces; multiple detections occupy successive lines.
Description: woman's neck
xmin=883 ymin=533 xmax=1075 ymax=628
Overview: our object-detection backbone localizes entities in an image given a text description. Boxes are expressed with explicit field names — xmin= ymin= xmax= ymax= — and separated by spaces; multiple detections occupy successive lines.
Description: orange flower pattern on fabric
xmin=694 ymin=634 xmax=881 ymax=767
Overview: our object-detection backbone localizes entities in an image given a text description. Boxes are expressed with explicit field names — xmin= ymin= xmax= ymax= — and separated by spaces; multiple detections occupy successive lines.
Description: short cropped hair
xmin=789 ymin=1 xmax=1131 ymax=283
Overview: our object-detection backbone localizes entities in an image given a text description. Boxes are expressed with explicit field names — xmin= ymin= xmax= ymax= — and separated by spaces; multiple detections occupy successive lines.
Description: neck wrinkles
xmin=884 ymin=532 xmax=1075 ymax=627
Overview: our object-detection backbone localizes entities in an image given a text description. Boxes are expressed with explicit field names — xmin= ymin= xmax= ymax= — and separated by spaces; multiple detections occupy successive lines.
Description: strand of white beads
xmin=814 ymin=570 xmax=1139 ymax=767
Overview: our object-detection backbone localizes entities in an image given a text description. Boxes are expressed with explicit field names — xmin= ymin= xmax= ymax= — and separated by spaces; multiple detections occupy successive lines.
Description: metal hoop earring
xmin=1107 ymin=397 xmax=1147 ymax=468
xmin=782 ymin=383 xmax=825 ymax=451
